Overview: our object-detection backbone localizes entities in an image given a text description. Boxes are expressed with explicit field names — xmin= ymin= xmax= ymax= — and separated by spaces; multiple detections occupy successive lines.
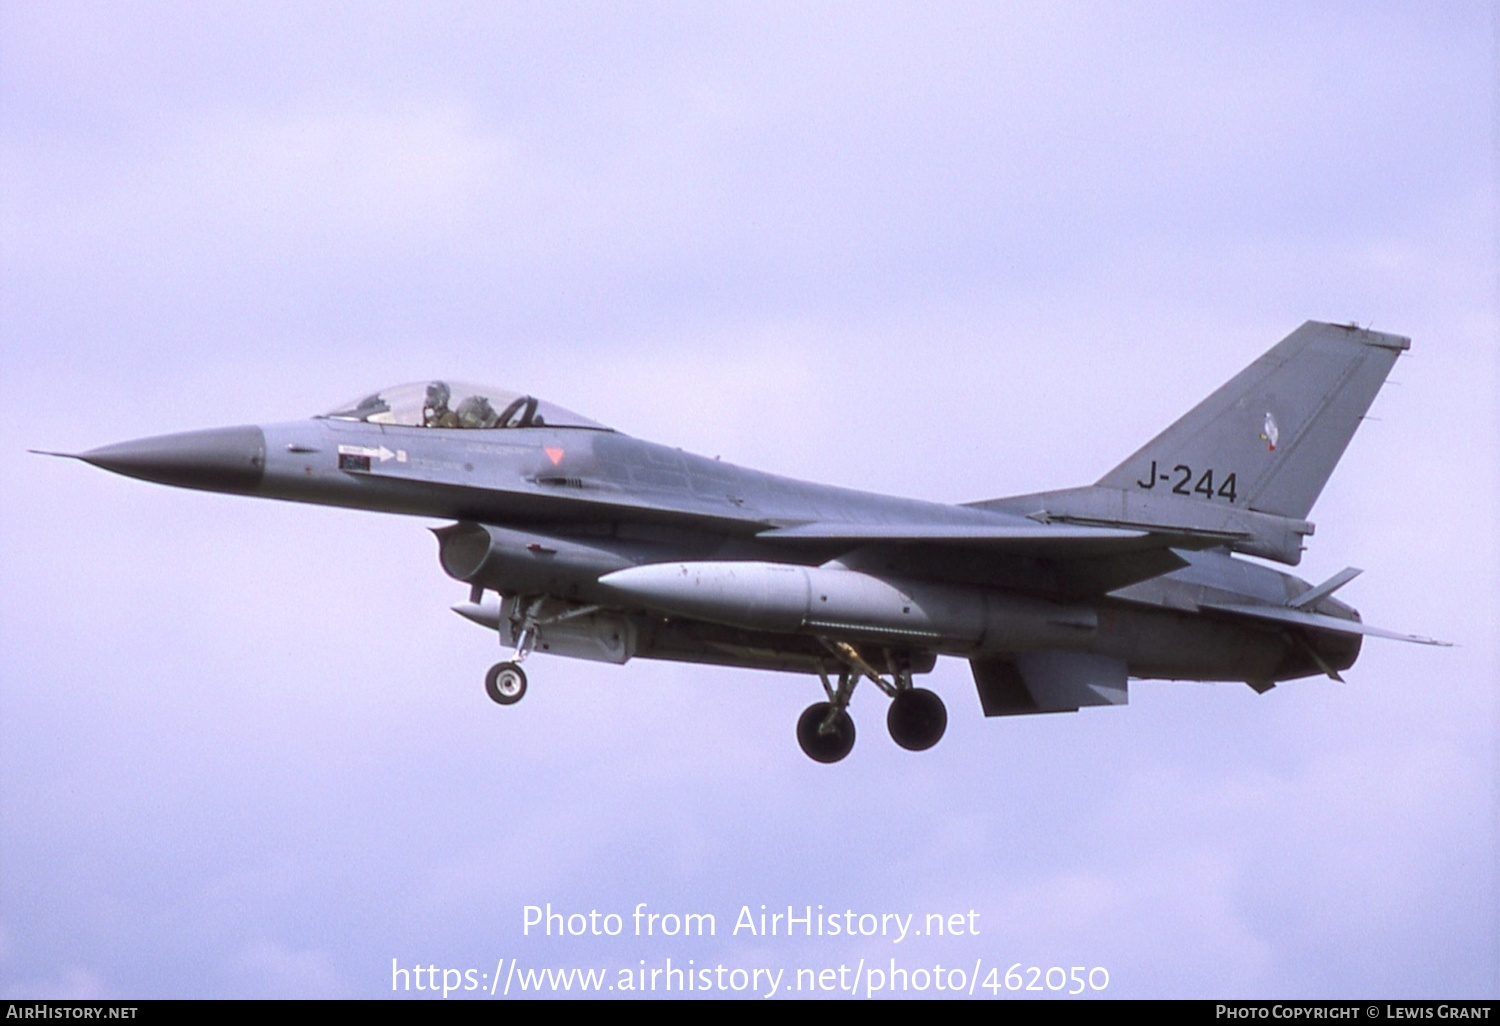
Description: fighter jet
xmin=44 ymin=321 xmax=1446 ymax=762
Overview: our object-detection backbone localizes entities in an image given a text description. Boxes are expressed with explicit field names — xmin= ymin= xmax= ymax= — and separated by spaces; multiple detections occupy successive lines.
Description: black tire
xmin=485 ymin=662 xmax=528 ymax=705
xmin=796 ymin=702 xmax=856 ymax=763
xmin=887 ymin=688 xmax=947 ymax=751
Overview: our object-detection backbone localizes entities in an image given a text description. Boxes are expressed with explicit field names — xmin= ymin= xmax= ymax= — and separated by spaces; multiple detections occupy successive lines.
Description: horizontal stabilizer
xmin=1200 ymin=602 xmax=1450 ymax=646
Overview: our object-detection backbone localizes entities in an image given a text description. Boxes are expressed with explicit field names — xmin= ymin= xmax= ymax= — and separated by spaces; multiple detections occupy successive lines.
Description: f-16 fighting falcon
xmin=41 ymin=321 xmax=1445 ymax=762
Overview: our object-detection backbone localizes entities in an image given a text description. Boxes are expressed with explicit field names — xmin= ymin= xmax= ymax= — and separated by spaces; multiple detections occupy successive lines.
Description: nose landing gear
xmin=482 ymin=592 xmax=541 ymax=706
xmin=485 ymin=661 xmax=528 ymax=705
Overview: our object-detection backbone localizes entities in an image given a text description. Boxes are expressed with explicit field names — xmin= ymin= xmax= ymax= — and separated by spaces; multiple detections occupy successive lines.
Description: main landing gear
xmin=797 ymin=702 xmax=856 ymax=764
xmin=796 ymin=642 xmax=947 ymax=763
xmin=887 ymin=687 xmax=947 ymax=752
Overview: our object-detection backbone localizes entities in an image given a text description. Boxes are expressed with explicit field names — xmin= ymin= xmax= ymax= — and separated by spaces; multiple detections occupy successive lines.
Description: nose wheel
xmin=485 ymin=661 xmax=528 ymax=705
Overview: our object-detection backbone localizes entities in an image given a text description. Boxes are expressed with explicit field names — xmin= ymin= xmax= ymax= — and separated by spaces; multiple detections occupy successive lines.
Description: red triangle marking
xmin=544 ymin=447 xmax=565 ymax=466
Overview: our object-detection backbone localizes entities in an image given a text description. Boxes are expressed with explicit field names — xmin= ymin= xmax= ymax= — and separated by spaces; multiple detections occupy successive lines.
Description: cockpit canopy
xmin=321 ymin=381 xmax=607 ymax=431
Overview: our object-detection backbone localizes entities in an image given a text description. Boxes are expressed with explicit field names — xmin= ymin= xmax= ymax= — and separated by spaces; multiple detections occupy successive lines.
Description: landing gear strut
xmin=482 ymin=592 xmax=542 ymax=706
xmin=796 ymin=657 xmax=861 ymax=762
xmin=474 ymin=591 xmax=609 ymax=708
xmin=877 ymin=649 xmax=947 ymax=751
xmin=795 ymin=642 xmax=949 ymax=762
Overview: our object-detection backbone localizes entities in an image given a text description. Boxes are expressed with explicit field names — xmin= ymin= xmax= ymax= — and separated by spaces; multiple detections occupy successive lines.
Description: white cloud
xmin=234 ymin=940 xmax=345 ymax=998
xmin=0 ymin=967 xmax=108 ymax=1001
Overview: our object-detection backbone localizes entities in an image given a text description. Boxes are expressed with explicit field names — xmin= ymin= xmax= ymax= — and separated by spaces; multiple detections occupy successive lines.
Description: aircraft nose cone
xmin=80 ymin=426 xmax=267 ymax=494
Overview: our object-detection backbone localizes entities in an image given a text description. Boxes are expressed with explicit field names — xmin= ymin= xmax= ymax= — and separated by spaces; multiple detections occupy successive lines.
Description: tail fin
xmin=1095 ymin=321 xmax=1408 ymax=520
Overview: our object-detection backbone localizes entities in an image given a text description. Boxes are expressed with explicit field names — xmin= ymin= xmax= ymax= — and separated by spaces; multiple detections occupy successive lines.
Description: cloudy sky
xmin=1 ymin=1 xmax=1494 ymax=999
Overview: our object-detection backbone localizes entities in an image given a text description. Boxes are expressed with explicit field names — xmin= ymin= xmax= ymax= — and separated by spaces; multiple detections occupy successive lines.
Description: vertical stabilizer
xmin=1095 ymin=321 xmax=1408 ymax=520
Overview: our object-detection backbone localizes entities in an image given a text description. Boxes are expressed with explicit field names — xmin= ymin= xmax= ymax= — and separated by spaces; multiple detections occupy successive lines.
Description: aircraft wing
xmin=1199 ymin=602 xmax=1451 ymax=646
xmin=756 ymin=520 xmax=1240 ymax=553
xmin=754 ymin=520 xmax=1247 ymax=597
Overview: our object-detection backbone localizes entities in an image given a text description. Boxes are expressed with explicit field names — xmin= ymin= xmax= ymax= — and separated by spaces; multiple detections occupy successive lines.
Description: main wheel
xmin=796 ymin=702 xmax=856 ymax=763
xmin=485 ymin=661 xmax=528 ymax=705
xmin=887 ymin=688 xmax=947 ymax=751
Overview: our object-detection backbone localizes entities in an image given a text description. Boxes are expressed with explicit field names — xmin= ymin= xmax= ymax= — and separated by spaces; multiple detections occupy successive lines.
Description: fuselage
xmin=83 ymin=414 xmax=1358 ymax=686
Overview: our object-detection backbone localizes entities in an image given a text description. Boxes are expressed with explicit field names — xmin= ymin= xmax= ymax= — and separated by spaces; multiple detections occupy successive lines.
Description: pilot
xmin=456 ymin=394 xmax=499 ymax=429
xmin=424 ymin=381 xmax=461 ymax=428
